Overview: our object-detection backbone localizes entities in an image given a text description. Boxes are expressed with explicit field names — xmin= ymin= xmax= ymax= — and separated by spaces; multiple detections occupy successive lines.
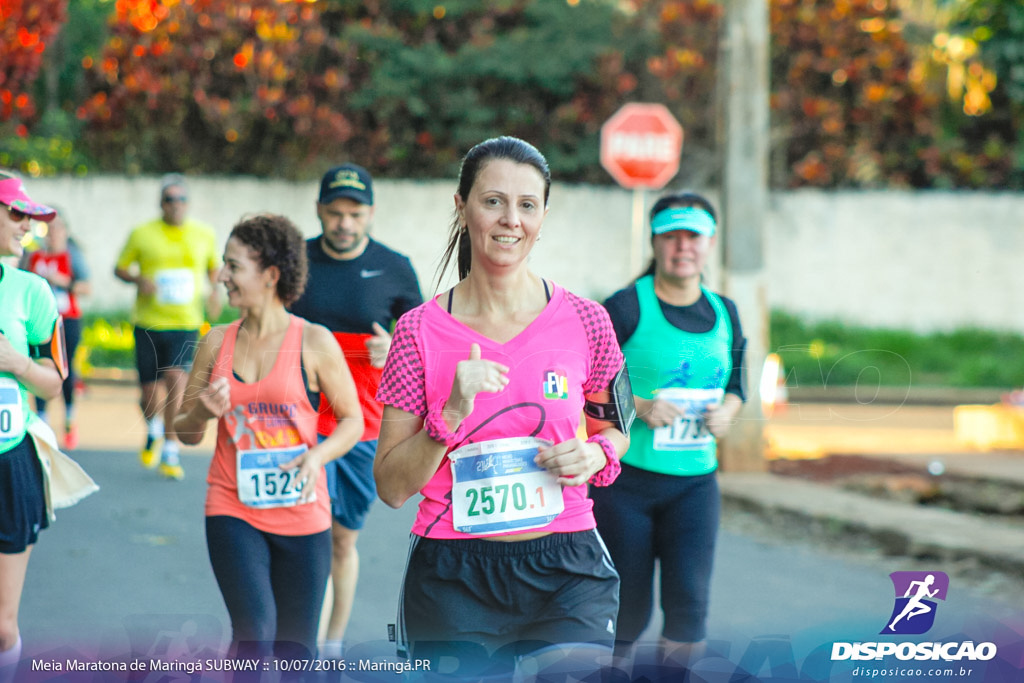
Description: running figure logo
xmin=882 ymin=571 xmax=949 ymax=635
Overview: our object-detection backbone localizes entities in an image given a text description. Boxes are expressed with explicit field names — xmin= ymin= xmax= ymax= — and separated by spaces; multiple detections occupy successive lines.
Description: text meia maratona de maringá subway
xmin=32 ymin=659 xmax=254 ymax=674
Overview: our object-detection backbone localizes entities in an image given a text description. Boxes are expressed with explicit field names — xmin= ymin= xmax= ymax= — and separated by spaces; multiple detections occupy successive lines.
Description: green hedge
xmin=771 ymin=311 xmax=1024 ymax=389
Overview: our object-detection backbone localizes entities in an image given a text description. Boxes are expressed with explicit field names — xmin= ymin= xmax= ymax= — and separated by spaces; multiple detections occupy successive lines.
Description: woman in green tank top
xmin=0 ymin=172 xmax=66 ymax=680
xmin=592 ymin=192 xmax=747 ymax=673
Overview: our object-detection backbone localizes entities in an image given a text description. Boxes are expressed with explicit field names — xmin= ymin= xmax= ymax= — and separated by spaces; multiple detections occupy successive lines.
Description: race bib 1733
xmin=652 ymin=387 xmax=724 ymax=451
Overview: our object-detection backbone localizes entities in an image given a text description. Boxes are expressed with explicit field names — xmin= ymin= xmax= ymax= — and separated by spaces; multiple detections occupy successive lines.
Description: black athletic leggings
xmin=205 ymin=515 xmax=331 ymax=659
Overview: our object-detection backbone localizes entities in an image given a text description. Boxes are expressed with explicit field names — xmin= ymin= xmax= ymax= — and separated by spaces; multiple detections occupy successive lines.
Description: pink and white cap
xmin=0 ymin=175 xmax=57 ymax=222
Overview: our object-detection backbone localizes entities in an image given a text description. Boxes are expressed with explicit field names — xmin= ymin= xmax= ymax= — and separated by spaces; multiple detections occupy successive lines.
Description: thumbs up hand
xmin=445 ymin=343 xmax=509 ymax=424
xmin=365 ymin=321 xmax=392 ymax=368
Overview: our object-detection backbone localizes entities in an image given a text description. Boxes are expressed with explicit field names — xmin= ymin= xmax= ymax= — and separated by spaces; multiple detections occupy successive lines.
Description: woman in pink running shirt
xmin=375 ymin=136 xmax=629 ymax=678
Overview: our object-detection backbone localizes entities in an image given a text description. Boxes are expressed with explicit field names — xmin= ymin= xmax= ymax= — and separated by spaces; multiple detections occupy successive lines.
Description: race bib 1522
xmin=236 ymin=444 xmax=311 ymax=508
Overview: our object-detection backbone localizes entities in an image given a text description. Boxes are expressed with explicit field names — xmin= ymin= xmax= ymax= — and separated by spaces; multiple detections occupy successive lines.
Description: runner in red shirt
xmin=21 ymin=211 xmax=90 ymax=449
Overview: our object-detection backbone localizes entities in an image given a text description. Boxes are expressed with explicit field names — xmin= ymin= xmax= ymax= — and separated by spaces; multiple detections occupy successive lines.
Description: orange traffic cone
xmin=760 ymin=353 xmax=788 ymax=418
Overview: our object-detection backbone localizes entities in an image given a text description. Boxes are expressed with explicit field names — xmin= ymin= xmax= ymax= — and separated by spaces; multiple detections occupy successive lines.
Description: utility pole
xmin=718 ymin=0 xmax=769 ymax=472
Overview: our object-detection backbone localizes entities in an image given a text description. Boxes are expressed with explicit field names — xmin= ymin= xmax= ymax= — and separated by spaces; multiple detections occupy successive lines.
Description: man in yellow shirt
xmin=114 ymin=174 xmax=221 ymax=479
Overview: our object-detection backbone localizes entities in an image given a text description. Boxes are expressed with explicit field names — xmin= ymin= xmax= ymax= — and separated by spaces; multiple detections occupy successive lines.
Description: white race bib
xmin=154 ymin=268 xmax=195 ymax=305
xmin=236 ymin=444 xmax=312 ymax=508
xmin=54 ymin=290 xmax=71 ymax=315
xmin=0 ymin=378 xmax=25 ymax=441
xmin=450 ymin=437 xmax=564 ymax=535
xmin=652 ymin=388 xmax=724 ymax=451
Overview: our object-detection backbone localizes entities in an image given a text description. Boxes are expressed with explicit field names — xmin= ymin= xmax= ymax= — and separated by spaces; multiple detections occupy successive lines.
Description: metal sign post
xmin=600 ymin=102 xmax=684 ymax=276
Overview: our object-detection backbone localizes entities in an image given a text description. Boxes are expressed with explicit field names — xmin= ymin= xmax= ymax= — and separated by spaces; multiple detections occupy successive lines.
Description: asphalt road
xmin=17 ymin=447 xmax=1024 ymax=682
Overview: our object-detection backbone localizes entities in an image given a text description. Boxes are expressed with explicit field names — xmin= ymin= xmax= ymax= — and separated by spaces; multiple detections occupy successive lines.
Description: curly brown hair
xmin=229 ymin=214 xmax=308 ymax=306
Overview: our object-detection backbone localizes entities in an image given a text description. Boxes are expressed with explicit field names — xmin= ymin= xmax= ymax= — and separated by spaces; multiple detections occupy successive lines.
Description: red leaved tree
xmin=769 ymin=0 xmax=978 ymax=188
xmin=626 ymin=0 xmax=723 ymax=187
xmin=78 ymin=0 xmax=647 ymax=180
xmin=0 ymin=0 xmax=67 ymax=134
xmin=78 ymin=0 xmax=357 ymax=175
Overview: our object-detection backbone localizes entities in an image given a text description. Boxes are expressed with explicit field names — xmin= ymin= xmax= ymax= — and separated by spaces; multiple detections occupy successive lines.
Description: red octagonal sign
xmin=600 ymin=103 xmax=684 ymax=189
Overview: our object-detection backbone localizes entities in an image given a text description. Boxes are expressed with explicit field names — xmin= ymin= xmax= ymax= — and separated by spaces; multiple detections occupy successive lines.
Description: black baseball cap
xmin=318 ymin=163 xmax=373 ymax=206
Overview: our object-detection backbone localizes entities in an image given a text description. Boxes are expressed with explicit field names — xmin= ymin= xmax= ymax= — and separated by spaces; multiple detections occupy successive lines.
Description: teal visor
xmin=651 ymin=207 xmax=716 ymax=237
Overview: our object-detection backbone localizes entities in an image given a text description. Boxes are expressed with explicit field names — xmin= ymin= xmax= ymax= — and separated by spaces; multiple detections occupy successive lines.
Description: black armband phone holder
xmin=29 ymin=316 xmax=69 ymax=380
xmin=583 ymin=362 xmax=636 ymax=434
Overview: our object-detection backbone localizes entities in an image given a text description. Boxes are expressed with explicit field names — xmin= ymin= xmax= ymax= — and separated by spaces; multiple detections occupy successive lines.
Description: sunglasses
xmin=162 ymin=195 xmax=188 ymax=204
xmin=4 ymin=204 xmax=29 ymax=222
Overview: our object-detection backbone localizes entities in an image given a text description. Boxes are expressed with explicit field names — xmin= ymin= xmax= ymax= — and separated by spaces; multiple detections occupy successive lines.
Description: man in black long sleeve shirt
xmin=289 ymin=164 xmax=422 ymax=654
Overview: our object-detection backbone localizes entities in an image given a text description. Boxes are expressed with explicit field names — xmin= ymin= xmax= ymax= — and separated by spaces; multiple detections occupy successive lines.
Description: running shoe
xmin=158 ymin=461 xmax=185 ymax=481
xmin=140 ymin=445 xmax=160 ymax=469
xmin=64 ymin=423 xmax=79 ymax=450
xmin=319 ymin=641 xmax=344 ymax=660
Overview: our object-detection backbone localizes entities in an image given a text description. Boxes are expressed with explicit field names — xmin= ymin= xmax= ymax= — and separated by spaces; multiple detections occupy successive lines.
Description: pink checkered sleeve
xmin=566 ymin=291 xmax=625 ymax=395
xmin=375 ymin=305 xmax=428 ymax=418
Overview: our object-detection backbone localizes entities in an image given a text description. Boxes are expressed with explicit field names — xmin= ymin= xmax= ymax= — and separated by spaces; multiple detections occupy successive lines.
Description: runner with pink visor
xmin=0 ymin=175 xmax=57 ymax=222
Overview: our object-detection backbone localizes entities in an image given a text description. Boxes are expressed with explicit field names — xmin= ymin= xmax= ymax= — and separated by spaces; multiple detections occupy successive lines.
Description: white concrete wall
xmin=765 ymin=191 xmax=1024 ymax=332
xmin=16 ymin=176 xmax=1024 ymax=334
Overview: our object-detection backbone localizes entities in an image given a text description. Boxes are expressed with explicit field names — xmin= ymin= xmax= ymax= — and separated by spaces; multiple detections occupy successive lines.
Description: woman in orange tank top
xmin=175 ymin=214 xmax=363 ymax=661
